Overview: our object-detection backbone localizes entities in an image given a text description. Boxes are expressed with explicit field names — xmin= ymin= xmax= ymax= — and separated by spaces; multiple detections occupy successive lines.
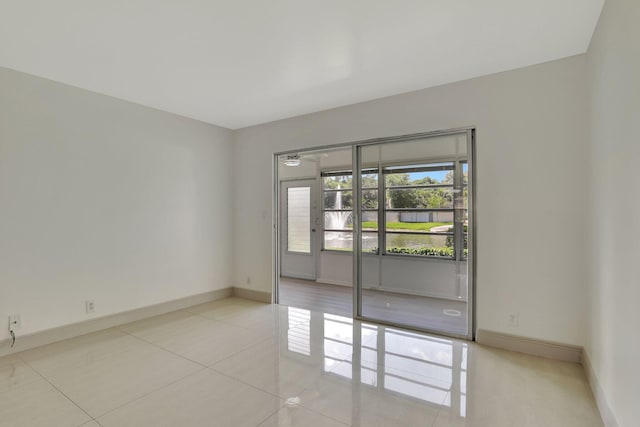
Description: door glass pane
xmin=357 ymin=133 xmax=471 ymax=337
xmin=287 ymin=187 xmax=311 ymax=253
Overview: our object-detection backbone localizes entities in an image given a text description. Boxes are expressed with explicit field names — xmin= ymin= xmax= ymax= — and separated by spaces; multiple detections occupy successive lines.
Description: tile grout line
xmin=17 ymin=336 xmax=209 ymax=423
xmin=16 ymin=353 xmax=96 ymax=425
xmin=205 ymin=364 xmax=290 ymax=403
xmin=5 ymin=297 xmax=602 ymax=426
xmin=200 ymin=367 xmax=290 ymax=427
xmin=90 ymin=366 xmax=210 ymax=422
xmin=19 ymin=304 xmax=348 ymax=425
xmin=206 ymin=332 xmax=354 ymax=398
xmin=129 ymin=305 xmax=295 ymax=367
xmin=133 ymin=304 xmax=280 ymax=344
xmin=203 ymin=344 xmax=351 ymax=427
xmin=15 ymin=323 xmax=210 ymax=423
xmin=90 ymin=362 xmax=285 ymax=424
xmin=115 ymin=325 xmax=211 ymax=369
xmin=251 ymin=400 xmax=288 ymax=427
xmin=116 ymin=319 xmax=275 ymax=371
xmin=191 ymin=309 xmax=281 ymax=335
xmin=429 ymin=390 xmax=453 ymax=427
xmin=182 ymin=301 xmax=260 ymax=316
xmin=290 ymin=329 xmax=449 ymax=426
xmin=430 ymin=399 xmax=444 ymax=427
xmin=17 ymin=302 xmax=435 ymax=424
xmin=288 ymin=399 xmax=352 ymax=427
xmin=206 ymin=334 xmax=275 ymax=367
xmin=288 ymin=355 xmax=360 ymax=426
xmin=109 ymin=313 xmax=288 ymax=418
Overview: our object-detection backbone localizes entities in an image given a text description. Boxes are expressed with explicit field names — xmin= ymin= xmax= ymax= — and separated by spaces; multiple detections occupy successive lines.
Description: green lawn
xmin=360 ymin=221 xmax=452 ymax=231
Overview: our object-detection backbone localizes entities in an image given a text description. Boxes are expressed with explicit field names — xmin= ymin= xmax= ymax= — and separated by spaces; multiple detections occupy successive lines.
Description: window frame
xmin=321 ymin=158 xmax=467 ymax=260
xmin=382 ymin=161 xmax=456 ymax=259
xmin=459 ymin=160 xmax=469 ymax=260
xmin=321 ymin=169 xmax=379 ymax=253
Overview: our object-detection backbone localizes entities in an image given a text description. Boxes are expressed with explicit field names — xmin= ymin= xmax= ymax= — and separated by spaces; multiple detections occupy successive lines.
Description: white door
xmin=280 ymin=179 xmax=317 ymax=279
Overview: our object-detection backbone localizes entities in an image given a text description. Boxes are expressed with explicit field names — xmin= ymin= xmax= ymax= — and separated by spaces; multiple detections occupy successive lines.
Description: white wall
xmin=586 ymin=0 xmax=640 ymax=425
xmin=317 ymin=253 xmax=465 ymax=300
xmin=0 ymin=67 xmax=233 ymax=341
xmin=233 ymin=54 xmax=589 ymax=346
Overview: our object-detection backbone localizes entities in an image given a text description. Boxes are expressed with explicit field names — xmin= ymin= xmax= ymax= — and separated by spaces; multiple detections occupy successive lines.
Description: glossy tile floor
xmin=279 ymin=278 xmax=468 ymax=335
xmin=1 ymin=297 xmax=602 ymax=426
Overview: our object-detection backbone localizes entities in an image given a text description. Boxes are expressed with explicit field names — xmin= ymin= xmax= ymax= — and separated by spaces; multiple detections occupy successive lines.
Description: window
xmin=361 ymin=171 xmax=380 ymax=253
xmin=384 ymin=162 xmax=456 ymax=258
xmin=460 ymin=162 xmax=469 ymax=260
xmin=322 ymin=170 xmax=378 ymax=252
xmin=321 ymin=160 xmax=467 ymax=260
xmin=322 ymin=171 xmax=353 ymax=251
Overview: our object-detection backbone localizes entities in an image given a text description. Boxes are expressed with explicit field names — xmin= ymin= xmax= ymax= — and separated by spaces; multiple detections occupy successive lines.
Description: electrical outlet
xmin=8 ymin=314 xmax=21 ymax=331
xmin=85 ymin=300 xmax=96 ymax=314
xmin=507 ymin=312 xmax=520 ymax=327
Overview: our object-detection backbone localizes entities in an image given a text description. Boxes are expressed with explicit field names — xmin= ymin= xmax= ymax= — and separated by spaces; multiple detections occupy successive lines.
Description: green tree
xmin=386 ymin=173 xmax=415 ymax=208
xmin=385 ymin=173 xmax=453 ymax=208
xmin=415 ymin=188 xmax=452 ymax=208
xmin=443 ymin=170 xmax=454 ymax=184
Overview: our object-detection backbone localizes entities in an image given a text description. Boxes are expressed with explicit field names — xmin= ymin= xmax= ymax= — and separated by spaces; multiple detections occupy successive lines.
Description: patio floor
xmin=278 ymin=277 xmax=468 ymax=336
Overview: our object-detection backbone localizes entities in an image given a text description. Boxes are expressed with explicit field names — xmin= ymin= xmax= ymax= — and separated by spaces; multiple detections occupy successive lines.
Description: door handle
xmin=311 ymin=229 xmax=316 ymax=232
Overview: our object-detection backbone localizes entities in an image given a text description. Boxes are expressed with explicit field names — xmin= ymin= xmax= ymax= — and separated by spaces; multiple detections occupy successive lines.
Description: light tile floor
xmin=0 ymin=297 xmax=603 ymax=426
xmin=279 ymin=278 xmax=468 ymax=336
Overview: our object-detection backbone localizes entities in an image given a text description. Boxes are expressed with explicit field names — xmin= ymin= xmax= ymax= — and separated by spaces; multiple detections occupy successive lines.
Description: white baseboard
xmin=315 ymin=278 xmax=352 ymax=287
xmin=582 ymin=350 xmax=618 ymax=427
xmin=314 ymin=278 xmax=466 ymax=302
xmin=232 ymin=287 xmax=272 ymax=303
xmin=0 ymin=287 xmax=232 ymax=358
xmin=476 ymin=329 xmax=583 ymax=363
xmin=372 ymin=286 xmax=466 ymax=302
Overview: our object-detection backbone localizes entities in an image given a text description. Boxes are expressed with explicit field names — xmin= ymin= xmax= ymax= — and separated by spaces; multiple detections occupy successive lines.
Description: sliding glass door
xmin=353 ymin=131 xmax=474 ymax=339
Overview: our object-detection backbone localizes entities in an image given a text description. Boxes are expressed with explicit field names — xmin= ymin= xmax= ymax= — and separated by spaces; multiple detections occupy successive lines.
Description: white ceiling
xmin=0 ymin=1 xmax=604 ymax=129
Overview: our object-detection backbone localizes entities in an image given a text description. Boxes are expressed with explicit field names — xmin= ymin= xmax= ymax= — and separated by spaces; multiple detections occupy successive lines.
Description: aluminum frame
xmin=353 ymin=129 xmax=476 ymax=341
xmin=273 ymin=127 xmax=476 ymax=341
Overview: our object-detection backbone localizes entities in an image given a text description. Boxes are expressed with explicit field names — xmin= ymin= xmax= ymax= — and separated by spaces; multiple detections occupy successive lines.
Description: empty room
xmin=0 ymin=0 xmax=637 ymax=426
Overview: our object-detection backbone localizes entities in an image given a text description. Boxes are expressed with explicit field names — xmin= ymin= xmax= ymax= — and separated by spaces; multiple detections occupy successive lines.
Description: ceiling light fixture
xmin=283 ymin=154 xmax=301 ymax=167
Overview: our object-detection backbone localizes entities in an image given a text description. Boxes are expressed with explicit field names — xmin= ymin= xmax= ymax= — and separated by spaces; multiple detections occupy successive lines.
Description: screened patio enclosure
xmin=276 ymin=129 xmax=475 ymax=339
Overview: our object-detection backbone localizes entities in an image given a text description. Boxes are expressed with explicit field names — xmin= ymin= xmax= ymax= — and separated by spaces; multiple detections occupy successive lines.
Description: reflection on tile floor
xmin=279 ymin=278 xmax=468 ymax=336
xmin=0 ymin=297 xmax=602 ymax=426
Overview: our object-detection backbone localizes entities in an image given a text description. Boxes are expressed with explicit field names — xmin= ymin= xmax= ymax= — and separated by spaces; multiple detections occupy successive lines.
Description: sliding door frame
xmin=353 ymin=129 xmax=475 ymax=340
xmin=273 ymin=127 xmax=476 ymax=341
